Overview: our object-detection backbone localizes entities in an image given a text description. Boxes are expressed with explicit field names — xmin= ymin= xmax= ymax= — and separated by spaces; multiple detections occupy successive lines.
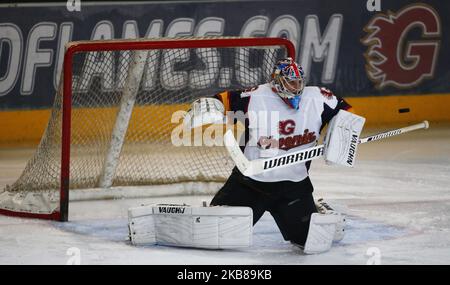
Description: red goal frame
xmin=0 ymin=37 xmax=295 ymax=221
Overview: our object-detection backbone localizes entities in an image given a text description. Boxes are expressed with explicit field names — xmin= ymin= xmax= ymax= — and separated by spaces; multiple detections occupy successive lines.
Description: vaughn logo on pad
xmin=346 ymin=134 xmax=359 ymax=165
xmin=157 ymin=206 xmax=187 ymax=214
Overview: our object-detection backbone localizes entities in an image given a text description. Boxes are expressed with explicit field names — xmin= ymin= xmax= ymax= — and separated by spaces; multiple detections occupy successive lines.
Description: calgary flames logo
xmin=279 ymin=120 xmax=296 ymax=135
xmin=362 ymin=4 xmax=441 ymax=89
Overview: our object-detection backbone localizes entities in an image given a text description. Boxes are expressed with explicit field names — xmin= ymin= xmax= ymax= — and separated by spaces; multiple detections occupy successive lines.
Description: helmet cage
xmin=271 ymin=58 xmax=305 ymax=99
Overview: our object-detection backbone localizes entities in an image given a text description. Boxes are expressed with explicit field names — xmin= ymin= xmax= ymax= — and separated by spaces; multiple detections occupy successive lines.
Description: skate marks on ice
xmin=53 ymin=218 xmax=130 ymax=243
xmin=338 ymin=215 xmax=414 ymax=246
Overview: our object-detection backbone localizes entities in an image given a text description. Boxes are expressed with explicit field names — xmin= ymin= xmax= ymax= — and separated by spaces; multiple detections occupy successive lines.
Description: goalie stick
xmin=224 ymin=120 xmax=429 ymax=176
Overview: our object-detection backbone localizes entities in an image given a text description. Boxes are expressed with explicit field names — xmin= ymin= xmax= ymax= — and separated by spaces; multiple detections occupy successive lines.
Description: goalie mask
xmin=271 ymin=58 xmax=305 ymax=110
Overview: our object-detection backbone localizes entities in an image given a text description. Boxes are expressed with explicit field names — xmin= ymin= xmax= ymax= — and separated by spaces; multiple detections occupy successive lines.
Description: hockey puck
xmin=398 ymin=108 xmax=410 ymax=113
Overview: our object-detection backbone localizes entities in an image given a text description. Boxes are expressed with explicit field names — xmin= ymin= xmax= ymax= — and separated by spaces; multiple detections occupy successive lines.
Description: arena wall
xmin=0 ymin=1 xmax=449 ymax=145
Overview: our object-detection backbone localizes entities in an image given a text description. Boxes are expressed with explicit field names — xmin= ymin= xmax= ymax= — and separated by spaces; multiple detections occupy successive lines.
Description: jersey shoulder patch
xmin=319 ymin=87 xmax=335 ymax=100
xmin=240 ymin=86 xmax=259 ymax=98
xmin=241 ymin=83 xmax=275 ymax=98
xmin=302 ymin=86 xmax=339 ymax=108
xmin=301 ymin=86 xmax=327 ymax=99
xmin=303 ymin=86 xmax=337 ymax=100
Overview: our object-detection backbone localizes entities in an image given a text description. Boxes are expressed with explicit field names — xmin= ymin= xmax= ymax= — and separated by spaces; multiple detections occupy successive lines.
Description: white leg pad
xmin=303 ymin=213 xmax=340 ymax=254
xmin=315 ymin=198 xmax=346 ymax=242
xmin=333 ymin=214 xmax=346 ymax=242
xmin=128 ymin=204 xmax=253 ymax=249
xmin=128 ymin=213 xmax=156 ymax=245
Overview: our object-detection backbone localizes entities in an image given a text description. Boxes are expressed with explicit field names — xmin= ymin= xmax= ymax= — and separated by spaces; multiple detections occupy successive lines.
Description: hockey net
xmin=0 ymin=37 xmax=294 ymax=221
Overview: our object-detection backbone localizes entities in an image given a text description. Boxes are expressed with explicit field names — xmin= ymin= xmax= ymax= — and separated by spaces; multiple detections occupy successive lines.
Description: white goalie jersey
xmin=215 ymin=83 xmax=353 ymax=182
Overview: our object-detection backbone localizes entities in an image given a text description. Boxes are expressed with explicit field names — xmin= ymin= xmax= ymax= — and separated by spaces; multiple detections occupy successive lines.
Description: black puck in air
xmin=398 ymin=108 xmax=410 ymax=113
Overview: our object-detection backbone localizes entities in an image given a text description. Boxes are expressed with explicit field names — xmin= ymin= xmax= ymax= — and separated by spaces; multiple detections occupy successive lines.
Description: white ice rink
xmin=1 ymin=124 xmax=449 ymax=265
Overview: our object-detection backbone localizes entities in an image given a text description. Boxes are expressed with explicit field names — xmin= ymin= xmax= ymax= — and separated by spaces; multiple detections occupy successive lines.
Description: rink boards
xmin=0 ymin=93 xmax=448 ymax=146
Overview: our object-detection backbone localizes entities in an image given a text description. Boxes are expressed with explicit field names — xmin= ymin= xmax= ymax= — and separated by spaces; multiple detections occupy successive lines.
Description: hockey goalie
xmin=128 ymin=58 xmax=364 ymax=254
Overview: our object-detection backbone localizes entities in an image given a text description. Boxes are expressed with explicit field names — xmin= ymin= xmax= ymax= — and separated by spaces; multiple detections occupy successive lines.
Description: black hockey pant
xmin=210 ymin=168 xmax=317 ymax=246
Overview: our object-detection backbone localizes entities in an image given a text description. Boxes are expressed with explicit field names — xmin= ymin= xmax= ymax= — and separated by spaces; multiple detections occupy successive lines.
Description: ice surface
xmin=0 ymin=125 xmax=449 ymax=264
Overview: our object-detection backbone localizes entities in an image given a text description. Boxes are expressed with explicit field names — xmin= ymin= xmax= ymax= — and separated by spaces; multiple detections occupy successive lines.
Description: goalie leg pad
xmin=303 ymin=213 xmax=341 ymax=254
xmin=315 ymin=198 xmax=346 ymax=242
xmin=128 ymin=210 xmax=157 ymax=245
xmin=324 ymin=109 xmax=365 ymax=167
xmin=128 ymin=204 xmax=253 ymax=249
